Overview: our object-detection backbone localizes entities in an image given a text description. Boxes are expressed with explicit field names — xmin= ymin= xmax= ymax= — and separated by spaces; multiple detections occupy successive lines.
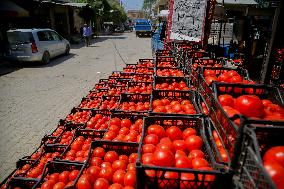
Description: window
xmin=37 ymin=31 xmax=53 ymax=41
xmin=49 ymin=31 xmax=60 ymax=41
xmin=7 ymin=32 xmax=34 ymax=44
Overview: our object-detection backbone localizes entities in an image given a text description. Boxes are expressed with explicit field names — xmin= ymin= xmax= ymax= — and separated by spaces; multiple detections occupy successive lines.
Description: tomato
xmin=124 ymin=171 xmax=136 ymax=187
xmin=93 ymin=178 xmax=109 ymax=189
xmin=204 ymin=70 xmax=216 ymax=77
xmin=112 ymin=160 xmax=127 ymax=171
xmin=142 ymin=144 xmax=156 ymax=153
xmin=104 ymin=151 xmax=119 ymax=163
xmin=192 ymin=158 xmax=209 ymax=169
xmin=147 ymin=125 xmax=166 ymax=139
xmin=229 ymin=75 xmax=243 ymax=83
xmin=173 ymin=140 xmax=187 ymax=152
xmin=52 ymin=182 xmax=65 ymax=189
xmin=234 ymin=95 xmax=264 ymax=118
xmin=263 ymin=161 xmax=284 ymax=189
xmin=218 ymin=73 xmax=230 ymax=82
xmin=127 ymin=163 xmax=136 ymax=172
xmin=185 ymin=135 xmax=203 ymax=151
xmin=153 ymin=149 xmax=175 ymax=167
xmin=263 ymin=146 xmax=284 ymax=167
xmin=113 ymin=170 xmax=126 ymax=185
xmin=188 ymin=150 xmax=204 ymax=159
xmin=129 ymin=153 xmax=138 ymax=163
xmin=219 ymin=148 xmax=229 ymax=163
xmin=175 ymin=150 xmax=187 ymax=159
xmin=41 ymin=180 xmax=55 ymax=189
xmin=93 ymin=147 xmax=106 ymax=158
xmin=166 ymin=126 xmax=183 ymax=141
xmin=58 ymin=171 xmax=70 ymax=184
xmin=262 ymin=99 xmax=273 ymax=107
xmin=122 ymin=186 xmax=135 ymax=189
xmin=119 ymin=155 xmax=129 ymax=163
xmin=121 ymin=119 xmax=132 ymax=128
xmin=175 ymin=156 xmax=192 ymax=168
xmin=49 ymin=173 xmax=59 ymax=183
xmin=183 ymin=128 xmax=197 ymax=140
xmin=108 ymin=183 xmax=123 ymax=189
xmin=142 ymin=153 xmax=154 ymax=165
xmin=205 ymin=76 xmax=218 ymax=85
xmin=101 ymin=162 xmax=112 ymax=168
xmin=99 ymin=167 xmax=113 ymax=182
xmin=218 ymin=94 xmax=235 ymax=107
xmin=157 ymin=142 xmax=175 ymax=153
xmin=87 ymin=166 xmax=101 ymax=180
xmin=197 ymin=167 xmax=215 ymax=182
xmin=144 ymin=134 xmax=159 ymax=145
xmin=110 ymin=118 xmax=121 ymax=127
xmin=68 ymin=170 xmax=79 ymax=181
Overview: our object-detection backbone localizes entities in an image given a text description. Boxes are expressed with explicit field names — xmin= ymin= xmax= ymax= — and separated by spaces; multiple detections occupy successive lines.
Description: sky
xmin=120 ymin=0 xmax=144 ymax=11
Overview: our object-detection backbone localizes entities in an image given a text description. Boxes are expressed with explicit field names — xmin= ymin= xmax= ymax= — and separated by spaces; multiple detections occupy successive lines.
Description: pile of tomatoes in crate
xmin=2 ymin=42 xmax=284 ymax=189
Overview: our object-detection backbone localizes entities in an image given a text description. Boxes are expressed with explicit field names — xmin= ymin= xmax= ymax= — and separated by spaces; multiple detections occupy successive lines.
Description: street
xmin=0 ymin=32 xmax=152 ymax=181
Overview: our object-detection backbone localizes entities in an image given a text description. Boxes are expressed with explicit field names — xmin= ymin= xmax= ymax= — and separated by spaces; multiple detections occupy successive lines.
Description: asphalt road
xmin=0 ymin=32 xmax=152 ymax=181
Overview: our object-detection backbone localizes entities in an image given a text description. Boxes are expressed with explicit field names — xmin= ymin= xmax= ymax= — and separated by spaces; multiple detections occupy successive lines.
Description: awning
xmin=65 ymin=3 xmax=88 ymax=8
xmin=0 ymin=1 xmax=29 ymax=17
xmin=216 ymin=0 xmax=258 ymax=5
xmin=158 ymin=10 xmax=169 ymax=17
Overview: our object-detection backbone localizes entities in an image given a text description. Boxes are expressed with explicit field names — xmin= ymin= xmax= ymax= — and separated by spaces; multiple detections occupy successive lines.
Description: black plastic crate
xmin=110 ymin=71 xmax=135 ymax=79
xmin=78 ymin=97 xmax=101 ymax=110
xmin=65 ymin=108 xmax=92 ymax=124
xmin=155 ymin=67 xmax=186 ymax=77
xmin=127 ymin=81 xmax=153 ymax=94
xmin=131 ymin=73 xmax=153 ymax=82
xmin=136 ymin=116 xmax=229 ymax=189
xmin=115 ymin=78 xmax=131 ymax=86
xmin=202 ymin=118 xmax=231 ymax=167
xmin=86 ymin=89 xmax=108 ymax=98
xmin=93 ymin=82 xmax=110 ymax=90
xmin=154 ymin=76 xmax=193 ymax=91
xmin=135 ymin=67 xmax=155 ymax=74
xmin=42 ymin=120 xmax=66 ymax=145
xmin=116 ymin=93 xmax=151 ymax=114
xmin=33 ymin=161 xmax=84 ymax=189
xmin=99 ymin=95 xmax=120 ymax=110
xmin=2 ymin=177 xmax=40 ymax=189
xmin=195 ymin=91 xmax=210 ymax=116
xmin=233 ymin=121 xmax=284 ymax=189
xmin=198 ymin=67 xmax=250 ymax=109
xmin=150 ymin=90 xmax=201 ymax=116
xmin=84 ymin=109 xmax=111 ymax=130
xmin=138 ymin=59 xmax=154 ymax=64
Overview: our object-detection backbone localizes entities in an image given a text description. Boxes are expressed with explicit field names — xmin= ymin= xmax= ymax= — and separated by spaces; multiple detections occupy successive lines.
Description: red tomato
xmin=217 ymin=73 xmax=230 ymax=82
xmin=234 ymin=95 xmax=264 ymax=118
xmin=112 ymin=170 xmax=126 ymax=185
xmin=153 ymin=149 xmax=175 ymax=167
xmin=218 ymin=94 xmax=235 ymax=107
xmin=147 ymin=125 xmax=166 ymax=139
xmin=123 ymin=186 xmax=135 ymax=189
xmin=185 ymin=135 xmax=203 ymax=151
xmin=104 ymin=151 xmax=119 ymax=163
xmin=264 ymin=161 xmax=284 ymax=189
xmin=127 ymin=163 xmax=136 ymax=172
xmin=229 ymin=75 xmax=243 ymax=83
xmin=87 ymin=166 xmax=101 ymax=180
xmin=183 ymin=128 xmax=197 ymax=140
xmin=121 ymin=119 xmax=132 ymax=128
xmin=204 ymin=70 xmax=216 ymax=77
xmin=41 ymin=180 xmax=55 ymax=189
xmin=192 ymin=158 xmax=209 ymax=169
xmin=142 ymin=144 xmax=156 ymax=153
xmin=112 ymin=160 xmax=127 ymax=171
xmin=142 ymin=153 xmax=154 ymax=165
xmin=156 ymin=142 xmax=175 ymax=153
xmin=144 ymin=134 xmax=159 ymax=145
xmin=99 ymin=167 xmax=113 ymax=182
xmin=58 ymin=171 xmax=70 ymax=184
xmin=263 ymin=146 xmax=284 ymax=167
xmin=52 ymin=182 xmax=65 ymax=189
xmin=175 ymin=156 xmax=192 ymax=168
xmin=129 ymin=153 xmax=138 ymax=163
xmin=188 ymin=150 xmax=205 ymax=159
xmin=173 ymin=140 xmax=188 ymax=152
xmin=69 ymin=170 xmax=79 ymax=181
xmin=175 ymin=150 xmax=187 ymax=159
xmin=124 ymin=171 xmax=136 ymax=187
xmin=93 ymin=147 xmax=106 ymax=158
xmin=110 ymin=118 xmax=121 ymax=127
xmin=166 ymin=126 xmax=183 ymax=141
xmin=93 ymin=178 xmax=109 ymax=189
xmin=108 ymin=183 xmax=123 ymax=189
xmin=49 ymin=173 xmax=59 ymax=183
xmin=205 ymin=76 xmax=218 ymax=85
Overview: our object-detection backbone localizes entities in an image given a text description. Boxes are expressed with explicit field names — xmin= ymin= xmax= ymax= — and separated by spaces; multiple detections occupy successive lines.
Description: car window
xmin=37 ymin=31 xmax=53 ymax=41
xmin=49 ymin=31 xmax=60 ymax=41
xmin=7 ymin=31 xmax=34 ymax=44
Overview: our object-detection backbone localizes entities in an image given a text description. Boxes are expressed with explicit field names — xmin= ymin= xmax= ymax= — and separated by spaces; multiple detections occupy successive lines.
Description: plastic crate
xmin=78 ymin=97 xmax=101 ymax=110
xmin=138 ymin=59 xmax=154 ymax=64
xmin=115 ymin=78 xmax=131 ymax=86
xmin=150 ymin=90 xmax=201 ymax=116
xmin=195 ymin=91 xmax=210 ymax=116
xmin=65 ymin=108 xmax=92 ymax=124
xmin=127 ymin=81 xmax=153 ymax=94
xmin=33 ymin=161 xmax=84 ymax=189
xmin=202 ymin=118 xmax=231 ymax=167
xmin=2 ymin=177 xmax=40 ymax=189
xmin=233 ymin=121 xmax=284 ymax=189
xmin=154 ymin=76 xmax=193 ymax=91
xmin=86 ymin=89 xmax=109 ymax=98
xmin=187 ymin=58 xmax=226 ymax=71
xmin=42 ymin=120 xmax=66 ymax=145
xmin=110 ymin=71 xmax=135 ymax=79
xmin=198 ymin=67 xmax=250 ymax=108
xmin=136 ymin=116 xmax=229 ymax=189
xmin=117 ymin=93 xmax=151 ymax=114
xmin=135 ymin=67 xmax=155 ymax=74
xmin=131 ymin=73 xmax=153 ymax=82
xmin=99 ymin=95 xmax=120 ymax=110
xmin=155 ymin=67 xmax=186 ymax=77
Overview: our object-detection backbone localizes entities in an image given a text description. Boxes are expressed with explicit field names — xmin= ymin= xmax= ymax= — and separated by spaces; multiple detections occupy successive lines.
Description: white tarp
xmin=169 ymin=0 xmax=207 ymax=42
xmin=216 ymin=0 xmax=257 ymax=5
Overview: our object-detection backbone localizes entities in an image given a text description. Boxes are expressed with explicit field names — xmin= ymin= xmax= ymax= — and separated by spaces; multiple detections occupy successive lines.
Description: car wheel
xmin=41 ymin=51 xmax=50 ymax=64
xmin=65 ymin=45 xmax=70 ymax=55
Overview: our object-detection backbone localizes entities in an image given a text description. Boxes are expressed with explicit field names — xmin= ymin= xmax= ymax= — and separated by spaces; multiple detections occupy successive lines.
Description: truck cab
xmin=134 ymin=19 xmax=152 ymax=37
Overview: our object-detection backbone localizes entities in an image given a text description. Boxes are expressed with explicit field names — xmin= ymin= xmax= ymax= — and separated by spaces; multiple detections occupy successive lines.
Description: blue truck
xmin=134 ymin=19 xmax=152 ymax=37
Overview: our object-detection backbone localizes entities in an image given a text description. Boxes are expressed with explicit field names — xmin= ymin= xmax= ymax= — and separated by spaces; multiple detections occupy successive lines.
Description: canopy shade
xmin=216 ymin=0 xmax=258 ymax=5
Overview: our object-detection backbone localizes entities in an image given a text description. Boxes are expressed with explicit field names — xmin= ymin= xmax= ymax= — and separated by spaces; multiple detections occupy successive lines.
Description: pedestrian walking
xmin=82 ymin=24 xmax=92 ymax=47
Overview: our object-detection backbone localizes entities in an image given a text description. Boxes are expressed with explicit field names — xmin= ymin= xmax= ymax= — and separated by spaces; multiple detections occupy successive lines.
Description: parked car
xmin=5 ymin=28 xmax=70 ymax=64
xmin=134 ymin=19 xmax=152 ymax=37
